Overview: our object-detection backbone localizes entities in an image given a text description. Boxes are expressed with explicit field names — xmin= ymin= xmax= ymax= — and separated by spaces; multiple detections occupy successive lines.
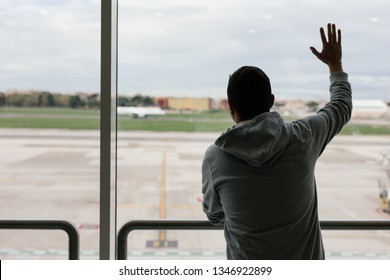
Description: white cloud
xmin=0 ymin=0 xmax=100 ymax=92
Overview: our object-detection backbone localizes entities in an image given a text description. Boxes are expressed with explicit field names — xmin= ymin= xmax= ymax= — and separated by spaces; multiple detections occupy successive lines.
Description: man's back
xmin=202 ymin=71 xmax=352 ymax=259
xmin=203 ymin=112 xmax=322 ymax=259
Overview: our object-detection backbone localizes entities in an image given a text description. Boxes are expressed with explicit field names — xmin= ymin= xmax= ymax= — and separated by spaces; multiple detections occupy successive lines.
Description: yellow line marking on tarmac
xmin=159 ymin=151 xmax=167 ymax=242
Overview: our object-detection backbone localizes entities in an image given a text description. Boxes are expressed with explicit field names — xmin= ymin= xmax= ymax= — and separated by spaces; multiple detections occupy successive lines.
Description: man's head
xmin=227 ymin=66 xmax=274 ymax=123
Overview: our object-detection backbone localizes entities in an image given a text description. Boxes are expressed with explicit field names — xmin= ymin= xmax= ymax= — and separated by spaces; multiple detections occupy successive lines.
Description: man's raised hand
xmin=310 ymin=23 xmax=343 ymax=74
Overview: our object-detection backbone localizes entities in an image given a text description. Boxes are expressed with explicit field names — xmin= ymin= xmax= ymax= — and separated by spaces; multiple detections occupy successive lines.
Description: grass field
xmin=1 ymin=107 xmax=390 ymax=135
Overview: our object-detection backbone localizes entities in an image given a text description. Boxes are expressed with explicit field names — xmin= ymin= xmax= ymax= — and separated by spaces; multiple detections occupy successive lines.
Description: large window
xmin=116 ymin=0 xmax=390 ymax=259
xmin=0 ymin=0 xmax=100 ymax=259
xmin=0 ymin=0 xmax=389 ymax=259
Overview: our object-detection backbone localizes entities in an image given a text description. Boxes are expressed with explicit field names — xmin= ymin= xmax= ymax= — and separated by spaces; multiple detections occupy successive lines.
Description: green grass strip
xmin=0 ymin=117 xmax=100 ymax=129
xmin=1 ymin=107 xmax=390 ymax=134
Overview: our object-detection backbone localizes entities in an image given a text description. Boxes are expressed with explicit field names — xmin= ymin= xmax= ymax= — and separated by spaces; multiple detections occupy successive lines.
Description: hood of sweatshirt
xmin=215 ymin=111 xmax=291 ymax=168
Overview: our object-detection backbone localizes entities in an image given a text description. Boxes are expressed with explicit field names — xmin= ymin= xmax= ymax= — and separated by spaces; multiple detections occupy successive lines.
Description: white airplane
xmin=117 ymin=106 xmax=165 ymax=118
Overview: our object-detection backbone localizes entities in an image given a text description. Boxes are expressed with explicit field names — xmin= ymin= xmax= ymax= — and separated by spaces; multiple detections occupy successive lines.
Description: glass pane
xmin=115 ymin=0 xmax=390 ymax=259
xmin=0 ymin=0 xmax=100 ymax=259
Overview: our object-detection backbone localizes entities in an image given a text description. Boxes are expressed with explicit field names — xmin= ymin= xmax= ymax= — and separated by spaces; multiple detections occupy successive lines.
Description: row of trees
xmin=118 ymin=94 xmax=155 ymax=107
xmin=0 ymin=91 xmax=100 ymax=109
xmin=0 ymin=91 xmax=156 ymax=109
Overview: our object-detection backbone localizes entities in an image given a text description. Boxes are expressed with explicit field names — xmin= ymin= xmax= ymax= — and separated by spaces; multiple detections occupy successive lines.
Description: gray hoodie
xmin=202 ymin=72 xmax=352 ymax=259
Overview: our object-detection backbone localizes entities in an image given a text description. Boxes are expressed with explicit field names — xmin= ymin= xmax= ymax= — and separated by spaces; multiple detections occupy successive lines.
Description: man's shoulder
xmin=204 ymin=143 xmax=227 ymax=162
xmin=205 ymin=143 xmax=220 ymax=156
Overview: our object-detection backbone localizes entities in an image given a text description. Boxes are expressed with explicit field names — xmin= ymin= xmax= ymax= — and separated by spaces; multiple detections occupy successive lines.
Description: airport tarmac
xmin=0 ymin=128 xmax=390 ymax=259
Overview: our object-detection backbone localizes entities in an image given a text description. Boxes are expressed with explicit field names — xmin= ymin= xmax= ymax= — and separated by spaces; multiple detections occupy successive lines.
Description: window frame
xmin=100 ymin=0 xmax=118 ymax=260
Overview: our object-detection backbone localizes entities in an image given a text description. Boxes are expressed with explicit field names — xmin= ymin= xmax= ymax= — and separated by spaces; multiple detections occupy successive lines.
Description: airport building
xmin=155 ymin=97 xmax=212 ymax=111
xmin=352 ymin=99 xmax=389 ymax=119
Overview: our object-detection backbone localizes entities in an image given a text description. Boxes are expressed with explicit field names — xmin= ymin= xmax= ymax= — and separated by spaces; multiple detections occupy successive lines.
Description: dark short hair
xmin=227 ymin=66 xmax=272 ymax=120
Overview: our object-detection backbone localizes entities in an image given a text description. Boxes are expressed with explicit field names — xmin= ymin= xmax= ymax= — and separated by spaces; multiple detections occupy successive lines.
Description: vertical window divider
xmin=100 ymin=0 xmax=118 ymax=260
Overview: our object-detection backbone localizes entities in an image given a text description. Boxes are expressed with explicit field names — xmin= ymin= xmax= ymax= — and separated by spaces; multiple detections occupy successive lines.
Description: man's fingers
xmin=327 ymin=23 xmax=333 ymax=44
xmin=320 ymin=27 xmax=327 ymax=45
xmin=310 ymin=47 xmax=321 ymax=58
xmin=332 ymin=24 xmax=337 ymax=44
xmin=337 ymin=28 xmax=341 ymax=45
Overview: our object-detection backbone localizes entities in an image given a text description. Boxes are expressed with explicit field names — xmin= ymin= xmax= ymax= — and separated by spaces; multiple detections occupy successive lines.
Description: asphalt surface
xmin=0 ymin=128 xmax=390 ymax=259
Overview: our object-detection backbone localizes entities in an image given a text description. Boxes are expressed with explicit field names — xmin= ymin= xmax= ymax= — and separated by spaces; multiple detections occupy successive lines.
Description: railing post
xmin=0 ymin=220 xmax=80 ymax=260
xmin=117 ymin=220 xmax=223 ymax=260
xmin=117 ymin=219 xmax=390 ymax=260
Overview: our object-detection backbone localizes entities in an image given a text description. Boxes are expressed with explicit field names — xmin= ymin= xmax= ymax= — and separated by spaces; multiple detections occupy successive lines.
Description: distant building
xmin=157 ymin=97 xmax=211 ymax=111
xmin=155 ymin=97 xmax=169 ymax=109
xmin=154 ymin=97 xmax=212 ymax=111
xmin=278 ymin=100 xmax=308 ymax=116
xmin=218 ymin=99 xmax=229 ymax=110
xmin=352 ymin=99 xmax=389 ymax=119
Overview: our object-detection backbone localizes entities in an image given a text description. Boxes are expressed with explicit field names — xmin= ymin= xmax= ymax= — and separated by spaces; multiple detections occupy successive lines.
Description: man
xmin=202 ymin=23 xmax=352 ymax=259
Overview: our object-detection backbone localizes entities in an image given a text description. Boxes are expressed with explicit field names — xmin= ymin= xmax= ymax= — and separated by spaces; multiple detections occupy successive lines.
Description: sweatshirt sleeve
xmin=202 ymin=148 xmax=225 ymax=226
xmin=299 ymin=71 xmax=352 ymax=156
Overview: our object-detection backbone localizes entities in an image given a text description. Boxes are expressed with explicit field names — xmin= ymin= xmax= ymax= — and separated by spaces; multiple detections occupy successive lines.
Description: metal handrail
xmin=0 ymin=220 xmax=79 ymax=260
xmin=117 ymin=219 xmax=390 ymax=260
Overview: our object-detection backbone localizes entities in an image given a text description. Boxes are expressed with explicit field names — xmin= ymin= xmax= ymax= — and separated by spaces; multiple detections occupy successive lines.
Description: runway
xmin=0 ymin=128 xmax=389 ymax=259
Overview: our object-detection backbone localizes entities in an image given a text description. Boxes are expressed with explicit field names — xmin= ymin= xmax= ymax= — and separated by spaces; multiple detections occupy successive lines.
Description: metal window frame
xmin=100 ymin=0 xmax=118 ymax=260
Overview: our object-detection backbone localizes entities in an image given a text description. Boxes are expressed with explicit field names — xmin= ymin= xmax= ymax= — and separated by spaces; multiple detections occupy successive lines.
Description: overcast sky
xmin=0 ymin=0 xmax=389 ymax=100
